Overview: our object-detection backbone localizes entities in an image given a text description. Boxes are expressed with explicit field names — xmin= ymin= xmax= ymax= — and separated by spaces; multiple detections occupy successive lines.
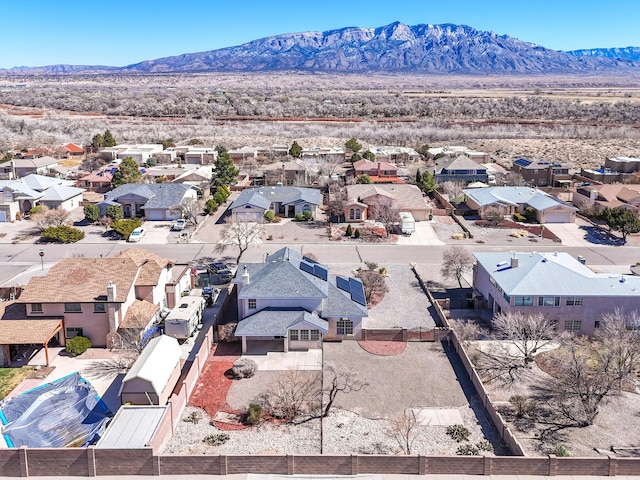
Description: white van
xmin=399 ymin=212 xmax=416 ymax=235
xmin=164 ymin=296 xmax=205 ymax=340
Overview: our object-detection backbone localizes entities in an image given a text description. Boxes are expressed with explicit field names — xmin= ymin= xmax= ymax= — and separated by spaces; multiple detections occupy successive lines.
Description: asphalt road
xmin=1 ymin=241 xmax=638 ymax=287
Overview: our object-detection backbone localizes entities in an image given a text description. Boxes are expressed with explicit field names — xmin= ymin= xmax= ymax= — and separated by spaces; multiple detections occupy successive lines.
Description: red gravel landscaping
xmin=188 ymin=342 xmax=245 ymax=430
xmin=357 ymin=340 xmax=407 ymax=356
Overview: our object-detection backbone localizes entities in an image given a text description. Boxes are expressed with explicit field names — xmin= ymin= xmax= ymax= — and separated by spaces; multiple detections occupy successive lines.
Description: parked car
xmin=172 ymin=219 xmax=187 ymax=231
xmin=208 ymin=261 xmax=230 ymax=273
xmin=127 ymin=227 xmax=146 ymax=242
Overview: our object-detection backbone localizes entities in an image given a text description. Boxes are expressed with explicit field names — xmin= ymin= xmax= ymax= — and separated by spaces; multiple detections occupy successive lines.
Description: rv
xmin=164 ymin=295 xmax=206 ymax=340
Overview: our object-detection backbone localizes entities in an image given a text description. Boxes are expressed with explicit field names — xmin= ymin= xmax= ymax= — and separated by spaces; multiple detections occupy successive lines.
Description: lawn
xmin=0 ymin=367 xmax=35 ymax=400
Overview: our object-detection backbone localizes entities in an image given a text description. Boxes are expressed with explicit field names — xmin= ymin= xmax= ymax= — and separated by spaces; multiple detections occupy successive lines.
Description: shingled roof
xmin=115 ymin=248 xmax=175 ymax=287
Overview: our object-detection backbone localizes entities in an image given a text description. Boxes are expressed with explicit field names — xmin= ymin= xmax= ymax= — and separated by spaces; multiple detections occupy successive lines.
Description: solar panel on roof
xmin=514 ymin=158 xmax=531 ymax=167
xmin=302 ymin=256 xmax=318 ymax=264
xmin=336 ymin=276 xmax=351 ymax=293
xmin=299 ymin=261 xmax=314 ymax=275
xmin=313 ymin=265 xmax=328 ymax=281
xmin=349 ymin=278 xmax=367 ymax=306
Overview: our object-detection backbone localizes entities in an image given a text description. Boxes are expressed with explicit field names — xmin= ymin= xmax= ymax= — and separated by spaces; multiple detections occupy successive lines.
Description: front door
xmin=287 ymin=205 xmax=295 ymax=217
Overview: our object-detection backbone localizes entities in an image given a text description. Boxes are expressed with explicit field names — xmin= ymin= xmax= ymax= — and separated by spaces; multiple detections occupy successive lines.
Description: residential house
xmin=428 ymin=146 xmax=490 ymax=164
xmin=0 ymin=181 xmax=42 ymax=221
xmin=301 ymin=147 xmax=346 ymax=164
xmin=573 ymin=184 xmax=640 ymax=214
xmin=264 ymin=160 xmax=309 ymax=186
xmin=15 ymin=249 xmax=187 ymax=350
xmin=229 ymin=186 xmax=322 ymax=222
xmin=604 ymin=156 xmax=640 ymax=174
xmin=580 ymin=157 xmax=640 ymax=184
xmin=434 ymin=156 xmax=489 ymax=184
xmin=99 ymin=144 xmax=164 ymax=164
xmin=184 ymin=147 xmax=218 ymax=165
xmin=229 ymin=146 xmax=260 ymax=165
xmin=99 ymin=183 xmax=197 ymax=220
xmin=463 ymin=186 xmax=578 ymax=223
xmin=0 ymin=156 xmax=61 ymax=179
xmin=232 ymin=247 xmax=368 ymax=353
xmin=352 ymin=159 xmax=403 ymax=184
xmin=37 ymin=184 xmax=84 ymax=211
xmin=370 ymin=146 xmax=421 ymax=165
xmin=473 ymin=251 xmax=640 ymax=336
xmin=57 ymin=143 xmax=85 ymax=158
xmin=76 ymin=171 xmax=113 ymax=193
xmin=511 ymin=158 xmax=571 ymax=187
xmin=344 ymin=184 xmax=431 ymax=222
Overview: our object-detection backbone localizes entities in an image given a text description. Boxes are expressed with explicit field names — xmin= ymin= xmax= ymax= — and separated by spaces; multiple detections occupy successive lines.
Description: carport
xmin=0 ymin=319 xmax=63 ymax=366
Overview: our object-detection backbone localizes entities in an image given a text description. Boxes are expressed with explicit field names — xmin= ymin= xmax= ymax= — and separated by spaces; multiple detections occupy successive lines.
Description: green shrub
xmin=513 ymin=213 xmax=526 ymax=222
xmin=302 ymin=210 xmax=313 ymax=221
xmin=446 ymin=424 xmax=471 ymax=443
xmin=204 ymin=199 xmax=218 ymax=215
xmin=83 ymin=204 xmax=100 ymax=223
xmin=476 ymin=440 xmax=493 ymax=452
xmin=29 ymin=205 xmax=46 ymax=215
xmin=354 ymin=228 xmax=360 ymax=239
xmin=245 ymin=403 xmax=263 ymax=426
xmin=294 ymin=213 xmax=304 ymax=222
xmin=111 ymin=219 xmax=142 ymax=239
xmin=65 ymin=336 xmax=91 ymax=356
xmin=264 ymin=210 xmax=276 ymax=223
xmin=345 ymin=224 xmax=353 ymax=236
xmin=552 ymin=443 xmax=570 ymax=457
xmin=213 ymin=192 xmax=227 ymax=205
xmin=183 ymin=411 xmax=201 ymax=424
xmin=41 ymin=225 xmax=85 ymax=243
xmin=524 ymin=206 xmax=537 ymax=223
xmin=203 ymin=432 xmax=230 ymax=446
xmin=456 ymin=444 xmax=479 ymax=455
xmin=105 ymin=205 xmax=124 ymax=221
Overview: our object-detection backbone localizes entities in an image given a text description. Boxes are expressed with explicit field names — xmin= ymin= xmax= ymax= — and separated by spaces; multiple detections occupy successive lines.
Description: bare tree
xmin=327 ymin=181 xmax=347 ymax=222
xmin=215 ymin=219 xmax=265 ymax=264
xmin=370 ymin=197 xmax=400 ymax=237
xmin=484 ymin=207 xmax=505 ymax=226
xmin=256 ymin=370 xmax=320 ymax=421
xmin=322 ymin=364 xmax=368 ymax=417
xmin=356 ymin=268 xmax=389 ymax=305
xmin=495 ymin=171 xmax=526 ymax=186
xmin=83 ymin=329 xmax=143 ymax=380
xmin=595 ymin=308 xmax=640 ymax=386
xmin=31 ymin=206 xmax=71 ymax=232
xmin=98 ymin=215 xmax=112 ymax=231
xmin=441 ymin=181 xmax=466 ymax=206
xmin=173 ymin=198 xmax=205 ymax=225
xmin=385 ymin=409 xmax=422 ymax=454
xmin=440 ymin=246 xmax=474 ymax=288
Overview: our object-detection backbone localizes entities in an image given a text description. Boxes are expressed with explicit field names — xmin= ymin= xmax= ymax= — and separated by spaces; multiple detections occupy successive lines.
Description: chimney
xmin=106 ymin=281 xmax=116 ymax=302
xmin=241 ymin=265 xmax=250 ymax=286
xmin=510 ymin=256 xmax=519 ymax=268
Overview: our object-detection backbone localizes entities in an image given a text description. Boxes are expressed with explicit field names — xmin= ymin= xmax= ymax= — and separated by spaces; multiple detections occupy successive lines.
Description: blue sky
xmin=2 ymin=0 xmax=639 ymax=68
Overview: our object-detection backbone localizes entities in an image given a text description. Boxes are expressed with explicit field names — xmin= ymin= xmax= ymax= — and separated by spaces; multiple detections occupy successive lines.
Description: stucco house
xmin=99 ymin=183 xmax=197 ymax=220
xmin=229 ymin=186 xmax=322 ymax=222
xmin=232 ymin=247 xmax=368 ymax=353
xmin=573 ymin=184 xmax=640 ymax=214
xmin=0 ymin=157 xmax=61 ymax=179
xmin=264 ymin=160 xmax=309 ymax=186
xmin=15 ymin=249 xmax=189 ymax=350
xmin=352 ymin=159 xmax=403 ymax=184
xmin=511 ymin=158 xmax=571 ymax=187
xmin=37 ymin=184 xmax=84 ymax=211
xmin=463 ymin=186 xmax=577 ymax=223
xmin=0 ymin=181 xmax=42 ymax=221
xmin=76 ymin=171 xmax=113 ymax=193
xmin=434 ymin=155 xmax=489 ymax=184
xmin=343 ymin=183 xmax=431 ymax=222
xmin=473 ymin=251 xmax=640 ymax=337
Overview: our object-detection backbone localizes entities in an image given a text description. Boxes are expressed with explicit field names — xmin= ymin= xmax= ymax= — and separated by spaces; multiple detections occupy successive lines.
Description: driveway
xmin=545 ymin=219 xmax=603 ymax=247
xmin=396 ymin=220 xmax=445 ymax=246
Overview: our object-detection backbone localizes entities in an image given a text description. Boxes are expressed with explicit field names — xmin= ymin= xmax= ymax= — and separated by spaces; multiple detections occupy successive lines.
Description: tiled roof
xmin=63 ymin=143 xmax=84 ymax=154
xmin=18 ymin=258 xmax=140 ymax=303
xmin=78 ymin=171 xmax=113 ymax=183
xmin=120 ymin=300 xmax=159 ymax=329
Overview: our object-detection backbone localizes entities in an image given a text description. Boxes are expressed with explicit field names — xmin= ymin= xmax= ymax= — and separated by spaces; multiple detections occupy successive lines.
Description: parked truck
xmin=164 ymin=295 xmax=206 ymax=340
xmin=399 ymin=211 xmax=416 ymax=235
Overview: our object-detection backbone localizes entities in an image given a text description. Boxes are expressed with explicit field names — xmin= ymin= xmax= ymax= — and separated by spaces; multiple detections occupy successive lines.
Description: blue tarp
xmin=0 ymin=372 xmax=111 ymax=448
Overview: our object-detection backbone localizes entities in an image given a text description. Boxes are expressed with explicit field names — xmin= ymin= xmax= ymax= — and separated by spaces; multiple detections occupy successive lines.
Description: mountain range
xmin=3 ymin=22 xmax=640 ymax=75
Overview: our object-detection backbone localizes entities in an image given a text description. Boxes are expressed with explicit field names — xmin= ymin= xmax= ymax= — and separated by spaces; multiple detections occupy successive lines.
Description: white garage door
xmin=145 ymin=209 xmax=165 ymax=221
xmin=544 ymin=212 xmax=572 ymax=223
xmin=234 ymin=212 xmax=262 ymax=222
xmin=0 ymin=211 xmax=6 ymax=222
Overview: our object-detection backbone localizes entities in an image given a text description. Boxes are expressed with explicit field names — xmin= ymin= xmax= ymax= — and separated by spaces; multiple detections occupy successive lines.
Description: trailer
xmin=164 ymin=295 xmax=205 ymax=340
xmin=399 ymin=211 xmax=416 ymax=235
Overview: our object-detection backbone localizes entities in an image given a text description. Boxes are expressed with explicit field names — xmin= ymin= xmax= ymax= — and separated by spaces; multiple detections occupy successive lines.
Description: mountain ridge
xmin=2 ymin=22 xmax=639 ymax=75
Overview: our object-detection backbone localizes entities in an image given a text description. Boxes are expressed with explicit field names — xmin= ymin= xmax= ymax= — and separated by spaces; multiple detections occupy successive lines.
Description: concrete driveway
xmin=545 ymin=219 xmax=596 ymax=247
xmin=396 ymin=220 xmax=445 ymax=246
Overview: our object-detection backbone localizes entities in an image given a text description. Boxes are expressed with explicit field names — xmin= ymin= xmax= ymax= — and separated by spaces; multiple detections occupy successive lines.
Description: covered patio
xmin=0 ymin=319 xmax=63 ymax=366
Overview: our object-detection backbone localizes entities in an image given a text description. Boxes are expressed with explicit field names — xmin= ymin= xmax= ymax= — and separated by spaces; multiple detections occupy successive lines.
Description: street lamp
xmin=38 ymin=249 xmax=44 ymax=271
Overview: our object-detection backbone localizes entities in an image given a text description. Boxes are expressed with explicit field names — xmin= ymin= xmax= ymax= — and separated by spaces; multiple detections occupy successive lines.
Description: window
xmin=300 ymin=330 xmax=309 ymax=341
xmin=337 ymin=319 xmax=354 ymax=336
xmin=31 ymin=303 xmax=43 ymax=313
xmin=564 ymin=320 xmax=582 ymax=331
xmin=248 ymin=299 xmax=257 ymax=309
xmin=289 ymin=330 xmax=299 ymax=341
xmin=349 ymin=209 xmax=355 ymax=220
xmin=64 ymin=303 xmax=82 ymax=313
xmin=66 ymin=327 xmax=83 ymax=339
xmin=355 ymin=208 xmax=362 ymax=220
xmin=538 ymin=296 xmax=560 ymax=307
xmin=94 ymin=303 xmax=106 ymax=313
xmin=310 ymin=330 xmax=320 ymax=341
xmin=566 ymin=297 xmax=583 ymax=306
xmin=594 ymin=320 xmax=601 ymax=329
xmin=286 ymin=179 xmax=294 ymax=186
xmin=514 ymin=296 xmax=533 ymax=306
